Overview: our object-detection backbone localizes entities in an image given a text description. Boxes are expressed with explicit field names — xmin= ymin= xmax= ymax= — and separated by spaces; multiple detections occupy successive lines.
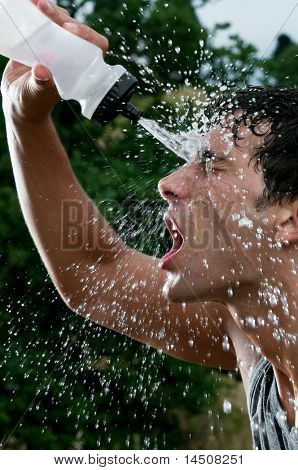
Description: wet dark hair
xmin=214 ymin=86 xmax=298 ymax=210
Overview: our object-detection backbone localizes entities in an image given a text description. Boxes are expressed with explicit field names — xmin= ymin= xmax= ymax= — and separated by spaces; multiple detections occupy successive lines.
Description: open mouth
xmin=160 ymin=214 xmax=184 ymax=268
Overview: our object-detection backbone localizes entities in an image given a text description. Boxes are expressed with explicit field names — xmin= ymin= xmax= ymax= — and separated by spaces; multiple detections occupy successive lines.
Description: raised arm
xmin=1 ymin=0 xmax=237 ymax=371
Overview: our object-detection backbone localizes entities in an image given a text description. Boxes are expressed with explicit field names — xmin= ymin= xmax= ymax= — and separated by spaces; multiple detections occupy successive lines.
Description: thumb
xmin=29 ymin=64 xmax=60 ymax=104
xmin=32 ymin=64 xmax=52 ymax=82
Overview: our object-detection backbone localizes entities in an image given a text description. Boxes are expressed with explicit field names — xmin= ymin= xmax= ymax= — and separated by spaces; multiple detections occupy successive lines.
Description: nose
xmin=158 ymin=167 xmax=191 ymax=203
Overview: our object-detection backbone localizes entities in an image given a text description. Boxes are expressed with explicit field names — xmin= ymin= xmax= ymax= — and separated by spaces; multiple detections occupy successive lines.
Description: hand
xmin=1 ymin=0 xmax=109 ymax=123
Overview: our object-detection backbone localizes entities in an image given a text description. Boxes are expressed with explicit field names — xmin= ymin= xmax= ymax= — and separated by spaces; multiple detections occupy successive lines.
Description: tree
xmin=264 ymin=34 xmax=298 ymax=87
xmin=273 ymin=34 xmax=294 ymax=59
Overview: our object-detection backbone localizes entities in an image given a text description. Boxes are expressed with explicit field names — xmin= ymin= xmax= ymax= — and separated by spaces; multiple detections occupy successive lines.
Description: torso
xmin=226 ymin=315 xmax=296 ymax=427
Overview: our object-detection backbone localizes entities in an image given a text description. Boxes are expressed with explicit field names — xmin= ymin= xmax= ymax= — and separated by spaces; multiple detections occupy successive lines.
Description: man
xmin=1 ymin=0 xmax=298 ymax=450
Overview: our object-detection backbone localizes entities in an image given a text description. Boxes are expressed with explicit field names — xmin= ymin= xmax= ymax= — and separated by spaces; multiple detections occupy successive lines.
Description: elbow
xmin=60 ymin=290 xmax=86 ymax=316
xmin=53 ymin=278 xmax=85 ymax=316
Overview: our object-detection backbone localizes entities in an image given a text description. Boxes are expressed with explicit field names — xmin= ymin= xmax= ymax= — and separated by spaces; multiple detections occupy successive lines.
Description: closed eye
xmin=211 ymin=160 xmax=227 ymax=170
xmin=199 ymin=149 xmax=227 ymax=175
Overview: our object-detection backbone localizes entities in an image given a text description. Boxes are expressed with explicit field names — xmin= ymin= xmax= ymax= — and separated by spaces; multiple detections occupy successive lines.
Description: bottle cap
xmin=91 ymin=72 xmax=141 ymax=126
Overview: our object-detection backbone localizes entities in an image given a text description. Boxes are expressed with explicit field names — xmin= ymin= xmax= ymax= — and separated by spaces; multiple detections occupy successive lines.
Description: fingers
xmin=62 ymin=22 xmax=109 ymax=54
xmin=36 ymin=0 xmax=72 ymax=26
xmin=33 ymin=0 xmax=109 ymax=55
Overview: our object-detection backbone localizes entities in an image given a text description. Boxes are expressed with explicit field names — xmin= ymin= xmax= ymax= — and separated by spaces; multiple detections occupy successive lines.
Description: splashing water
xmin=138 ymin=117 xmax=204 ymax=162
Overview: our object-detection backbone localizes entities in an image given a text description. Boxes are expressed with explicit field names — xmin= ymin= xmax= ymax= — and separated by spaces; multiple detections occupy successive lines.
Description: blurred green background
xmin=0 ymin=0 xmax=296 ymax=450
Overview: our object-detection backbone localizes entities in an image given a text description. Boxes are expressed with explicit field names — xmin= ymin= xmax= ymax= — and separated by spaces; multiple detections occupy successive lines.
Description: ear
xmin=275 ymin=201 xmax=298 ymax=244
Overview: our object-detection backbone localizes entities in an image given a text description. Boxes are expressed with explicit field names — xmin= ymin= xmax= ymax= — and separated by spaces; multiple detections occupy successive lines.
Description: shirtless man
xmin=1 ymin=0 xmax=298 ymax=449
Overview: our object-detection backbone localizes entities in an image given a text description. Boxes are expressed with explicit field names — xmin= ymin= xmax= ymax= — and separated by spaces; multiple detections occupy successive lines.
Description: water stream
xmin=138 ymin=117 xmax=203 ymax=162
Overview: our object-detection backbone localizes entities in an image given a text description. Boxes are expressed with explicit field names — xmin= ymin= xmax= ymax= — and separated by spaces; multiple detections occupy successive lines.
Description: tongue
xmin=162 ymin=230 xmax=183 ymax=261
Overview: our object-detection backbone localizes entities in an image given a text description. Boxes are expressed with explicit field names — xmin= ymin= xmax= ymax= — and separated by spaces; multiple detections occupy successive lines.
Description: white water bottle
xmin=0 ymin=0 xmax=141 ymax=126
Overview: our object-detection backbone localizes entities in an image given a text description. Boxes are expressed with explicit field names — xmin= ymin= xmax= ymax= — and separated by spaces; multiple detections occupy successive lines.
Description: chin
xmin=163 ymin=271 xmax=200 ymax=303
xmin=163 ymin=269 xmax=218 ymax=303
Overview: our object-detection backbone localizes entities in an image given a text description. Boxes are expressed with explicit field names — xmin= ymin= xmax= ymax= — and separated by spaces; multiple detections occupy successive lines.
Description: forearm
xmin=4 ymin=115 xmax=124 ymax=301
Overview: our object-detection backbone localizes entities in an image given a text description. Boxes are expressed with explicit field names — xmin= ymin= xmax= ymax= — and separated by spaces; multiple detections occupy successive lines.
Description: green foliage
xmin=209 ymin=35 xmax=258 ymax=86
xmin=264 ymin=35 xmax=298 ymax=87
xmin=273 ymin=34 xmax=295 ymax=59
xmin=0 ymin=0 xmax=259 ymax=450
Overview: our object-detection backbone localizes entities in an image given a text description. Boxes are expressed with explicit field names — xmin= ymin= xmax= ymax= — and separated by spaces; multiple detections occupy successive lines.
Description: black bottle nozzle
xmin=120 ymin=102 xmax=142 ymax=123
xmin=91 ymin=72 xmax=142 ymax=127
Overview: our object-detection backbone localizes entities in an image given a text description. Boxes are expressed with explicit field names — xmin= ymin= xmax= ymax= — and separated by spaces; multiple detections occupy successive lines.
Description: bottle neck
xmin=91 ymin=72 xmax=139 ymax=127
xmin=66 ymin=54 xmax=126 ymax=120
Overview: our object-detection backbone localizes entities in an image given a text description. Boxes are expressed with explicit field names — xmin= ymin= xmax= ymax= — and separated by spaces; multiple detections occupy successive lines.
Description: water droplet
xmin=222 ymin=335 xmax=230 ymax=352
xmin=238 ymin=216 xmax=253 ymax=229
xmin=223 ymin=399 xmax=232 ymax=414
xmin=268 ymin=294 xmax=278 ymax=308
xmin=227 ymin=288 xmax=233 ymax=298
xmin=244 ymin=316 xmax=256 ymax=329
xmin=268 ymin=310 xmax=279 ymax=326
xmin=273 ymin=329 xmax=281 ymax=342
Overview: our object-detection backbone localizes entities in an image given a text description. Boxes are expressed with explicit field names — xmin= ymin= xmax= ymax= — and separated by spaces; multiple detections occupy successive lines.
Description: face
xmin=158 ymin=122 xmax=279 ymax=303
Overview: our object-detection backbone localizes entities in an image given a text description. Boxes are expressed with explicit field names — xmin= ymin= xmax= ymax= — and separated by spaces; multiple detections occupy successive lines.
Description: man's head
xmin=158 ymin=86 xmax=298 ymax=303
